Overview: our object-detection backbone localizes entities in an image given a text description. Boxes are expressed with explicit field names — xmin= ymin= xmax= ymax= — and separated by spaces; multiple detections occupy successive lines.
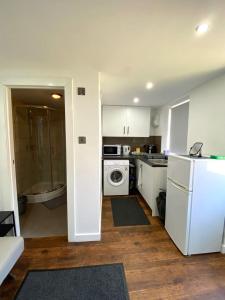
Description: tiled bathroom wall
xmin=13 ymin=106 xmax=66 ymax=195
xmin=13 ymin=107 xmax=38 ymax=194
xmin=50 ymin=109 xmax=66 ymax=187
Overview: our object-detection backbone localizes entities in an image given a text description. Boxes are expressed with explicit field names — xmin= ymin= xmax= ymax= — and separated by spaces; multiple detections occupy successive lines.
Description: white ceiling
xmin=1 ymin=0 xmax=225 ymax=107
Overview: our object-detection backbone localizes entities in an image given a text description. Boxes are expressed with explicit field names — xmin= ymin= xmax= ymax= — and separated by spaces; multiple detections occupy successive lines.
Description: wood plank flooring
xmin=1 ymin=195 xmax=225 ymax=299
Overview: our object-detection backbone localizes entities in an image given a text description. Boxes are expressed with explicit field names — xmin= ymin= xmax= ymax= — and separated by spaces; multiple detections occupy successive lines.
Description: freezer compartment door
xmin=165 ymin=178 xmax=192 ymax=255
xmin=167 ymin=155 xmax=193 ymax=191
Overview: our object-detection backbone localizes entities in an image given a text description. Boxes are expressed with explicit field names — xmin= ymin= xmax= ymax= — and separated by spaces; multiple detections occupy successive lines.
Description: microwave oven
xmin=103 ymin=145 xmax=121 ymax=156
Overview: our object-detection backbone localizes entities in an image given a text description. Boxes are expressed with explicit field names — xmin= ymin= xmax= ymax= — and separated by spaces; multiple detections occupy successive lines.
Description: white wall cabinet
xmin=102 ymin=106 xmax=127 ymax=137
xmin=136 ymin=159 xmax=167 ymax=216
xmin=102 ymin=106 xmax=151 ymax=137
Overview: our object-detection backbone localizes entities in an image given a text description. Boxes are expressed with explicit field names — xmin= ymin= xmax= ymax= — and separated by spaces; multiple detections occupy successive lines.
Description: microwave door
xmin=104 ymin=146 xmax=117 ymax=155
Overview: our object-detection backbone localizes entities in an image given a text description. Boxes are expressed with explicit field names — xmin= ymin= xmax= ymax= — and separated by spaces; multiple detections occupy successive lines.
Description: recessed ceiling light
xmin=146 ymin=82 xmax=154 ymax=89
xmin=51 ymin=93 xmax=62 ymax=100
xmin=195 ymin=23 xmax=209 ymax=34
xmin=133 ymin=97 xmax=139 ymax=103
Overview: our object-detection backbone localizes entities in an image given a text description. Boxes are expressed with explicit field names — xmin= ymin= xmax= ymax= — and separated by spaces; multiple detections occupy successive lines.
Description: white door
xmin=167 ymin=155 xmax=193 ymax=191
xmin=136 ymin=159 xmax=143 ymax=193
xmin=141 ymin=162 xmax=152 ymax=208
xmin=102 ymin=106 xmax=126 ymax=136
xmin=126 ymin=107 xmax=150 ymax=137
xmin=165 ymin=179 xmax=192 ymax=255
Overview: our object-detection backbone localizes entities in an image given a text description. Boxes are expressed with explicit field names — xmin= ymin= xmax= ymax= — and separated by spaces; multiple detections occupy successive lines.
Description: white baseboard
xmin=221 ymin=244 xmax=225 ymax=254
xmin=68 ymin=232 xmax=101 ymax=242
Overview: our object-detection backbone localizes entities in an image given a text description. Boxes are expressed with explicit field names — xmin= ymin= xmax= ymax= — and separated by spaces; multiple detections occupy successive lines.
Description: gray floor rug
xmin=15 ymin=264 xmax=129 ymax=300
xmin=111 ymin=196 xmax=150 ymax=226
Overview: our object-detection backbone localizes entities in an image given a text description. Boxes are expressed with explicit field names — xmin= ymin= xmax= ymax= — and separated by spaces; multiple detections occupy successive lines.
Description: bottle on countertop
xmin=149 ymin=144 xmax=157 ymax=154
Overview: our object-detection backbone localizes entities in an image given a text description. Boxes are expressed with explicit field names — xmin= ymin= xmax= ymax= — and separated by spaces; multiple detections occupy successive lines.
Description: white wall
xmin=156 ymin=72 xmax=225 ymax=156
xmin=0 ymin=88 xmax=16 ymax=210
xmin=188 ymin=73 xmax=225 ymax=156
xmin=74 ymin=72 xmax=102 ymax=240
xmin=0 ymin=67 xmax=102 ymax=242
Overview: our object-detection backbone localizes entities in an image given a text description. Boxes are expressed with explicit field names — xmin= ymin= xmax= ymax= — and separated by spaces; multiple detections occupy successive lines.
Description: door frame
xmin=0 ymin=77 xmax=75 ymax=241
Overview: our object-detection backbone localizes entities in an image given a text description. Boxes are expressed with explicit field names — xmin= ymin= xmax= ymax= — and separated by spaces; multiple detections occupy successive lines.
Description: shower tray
xmin=24 ymin=182 xmax=66 ymax=203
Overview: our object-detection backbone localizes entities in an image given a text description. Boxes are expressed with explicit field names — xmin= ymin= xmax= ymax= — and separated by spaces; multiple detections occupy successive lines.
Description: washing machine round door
xmin=108 ymin=168 xmax=127 ymax=186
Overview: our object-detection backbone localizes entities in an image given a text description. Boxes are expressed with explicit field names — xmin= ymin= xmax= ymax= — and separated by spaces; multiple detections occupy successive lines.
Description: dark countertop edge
xmin=102 ymin=154 xmax=167 ymax=168
xmin=137 ymin=156 xmax=167 ymax=168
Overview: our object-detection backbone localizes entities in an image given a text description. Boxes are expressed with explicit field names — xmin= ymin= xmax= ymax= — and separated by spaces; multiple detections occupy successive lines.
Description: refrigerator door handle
xmin=168 ymin=178 xmax=190 ymax=193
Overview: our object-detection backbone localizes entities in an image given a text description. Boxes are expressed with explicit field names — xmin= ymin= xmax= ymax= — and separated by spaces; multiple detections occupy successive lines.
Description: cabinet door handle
xmin=123 ymin=126 xmax=125 ymax=134
xmin=127 ymin=126 xmax=129 ymax=135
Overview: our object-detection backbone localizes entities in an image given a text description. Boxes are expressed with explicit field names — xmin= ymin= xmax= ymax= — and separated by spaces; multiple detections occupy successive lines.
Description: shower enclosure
xmin=13 ymin=105 xmax=66 ymax=203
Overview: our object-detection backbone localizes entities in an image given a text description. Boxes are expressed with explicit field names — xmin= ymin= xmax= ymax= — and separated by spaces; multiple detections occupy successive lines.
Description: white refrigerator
xmin=165 ymin=154 xmax=225 ymax=255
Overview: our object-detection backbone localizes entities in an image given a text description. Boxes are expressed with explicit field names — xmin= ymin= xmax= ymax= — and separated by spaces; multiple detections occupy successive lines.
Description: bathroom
xmin=11 ymin=88 xmax=67 ymax=237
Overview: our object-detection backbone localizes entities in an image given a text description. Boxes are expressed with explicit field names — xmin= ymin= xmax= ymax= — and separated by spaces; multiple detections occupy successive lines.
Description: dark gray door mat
xmin=15 ymin=263 xmax=129 ymax=300
xmin=111 ymin=196 xmax=150 ymax=226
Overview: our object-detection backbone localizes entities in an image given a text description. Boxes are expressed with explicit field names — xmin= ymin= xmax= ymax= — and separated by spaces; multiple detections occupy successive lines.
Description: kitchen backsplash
xmin=103 ymin=136 xmax=162 ymax=153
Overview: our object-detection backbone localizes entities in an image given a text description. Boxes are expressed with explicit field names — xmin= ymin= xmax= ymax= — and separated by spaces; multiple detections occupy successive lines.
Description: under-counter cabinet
xmin=102 ymin=106 xmax=151 ymax=137
xmin=136 ymin=159 xmax=167 ymax=216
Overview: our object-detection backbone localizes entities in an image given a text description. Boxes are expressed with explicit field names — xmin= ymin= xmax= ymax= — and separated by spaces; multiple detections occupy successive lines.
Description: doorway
xmin=0 ymin=78 xmax=75 ymax=241
xmin=11 ymin=88 xmax=67 ymax=237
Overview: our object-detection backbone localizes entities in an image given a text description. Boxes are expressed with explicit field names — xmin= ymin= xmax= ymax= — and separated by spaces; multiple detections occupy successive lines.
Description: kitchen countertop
xmin=102 ymin=153 xmax=168 ymax=167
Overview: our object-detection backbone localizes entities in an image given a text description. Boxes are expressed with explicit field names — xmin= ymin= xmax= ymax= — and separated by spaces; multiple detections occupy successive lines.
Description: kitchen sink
xmin=148 ymin=159 xmax=168 ymax=165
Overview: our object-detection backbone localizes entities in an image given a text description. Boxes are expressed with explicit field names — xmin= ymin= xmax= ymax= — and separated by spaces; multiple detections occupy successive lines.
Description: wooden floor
xmin=1 ymin=195 xmax=225 ymax=299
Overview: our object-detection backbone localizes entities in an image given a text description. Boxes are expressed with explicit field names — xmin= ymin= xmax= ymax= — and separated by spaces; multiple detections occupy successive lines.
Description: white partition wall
xmin=0 ymin=72 xmax=102 ymax=243
xmin=170 ymin=101 xmax=189 ymax=154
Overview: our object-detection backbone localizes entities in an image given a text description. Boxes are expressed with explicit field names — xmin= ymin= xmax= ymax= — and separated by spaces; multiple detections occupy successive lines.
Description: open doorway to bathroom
xmin=11 ymin=88 xmax=67 ymax=238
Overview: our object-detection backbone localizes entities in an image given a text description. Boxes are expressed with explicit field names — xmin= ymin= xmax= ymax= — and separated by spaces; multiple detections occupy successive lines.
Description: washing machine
xmin=104 ymin=160 xmax=129 ymax=196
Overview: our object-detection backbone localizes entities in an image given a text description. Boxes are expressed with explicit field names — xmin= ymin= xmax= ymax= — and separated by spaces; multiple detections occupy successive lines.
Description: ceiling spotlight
xmin=51 ymin=93 xmax=62 ymax=100
xmin=133 ymin=97 xmax=139 ymax=103
xmin=146 ymin=82 xmax=154 ymax=89
xmin=195 ymin=23 xmax=209 ymax=34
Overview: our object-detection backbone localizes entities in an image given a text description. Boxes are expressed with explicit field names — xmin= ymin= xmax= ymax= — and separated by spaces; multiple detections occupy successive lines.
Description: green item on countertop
xmin=210 ymin=155 xmax=225 ymax=160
